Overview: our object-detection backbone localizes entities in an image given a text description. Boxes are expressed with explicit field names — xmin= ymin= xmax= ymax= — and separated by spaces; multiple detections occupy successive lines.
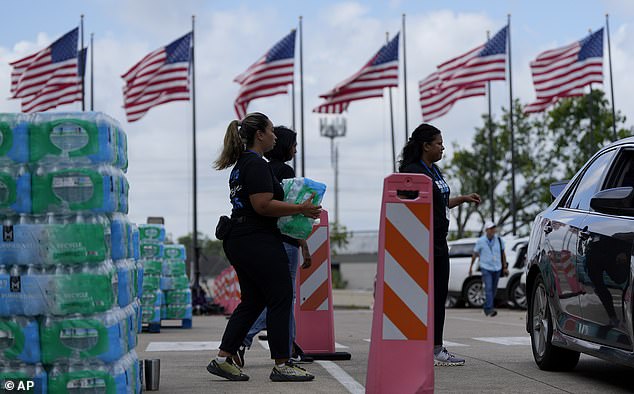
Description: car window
xmin=449 ymin=243 xmax=475 ymax=257
xmin=565 ymin=149 xmax=616 ymax=211
xmin=604 ymin=149 xmax=634 ymax=189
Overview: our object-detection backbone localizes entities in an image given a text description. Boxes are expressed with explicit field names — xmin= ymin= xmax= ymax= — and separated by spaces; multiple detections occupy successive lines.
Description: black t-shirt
xmin=229 ymin=152 xmax=284 ymax=234
xmin=268 ymin=160 xmax=300 ymax=247
xmin=400 ymin=161 xmax=450 ymax=252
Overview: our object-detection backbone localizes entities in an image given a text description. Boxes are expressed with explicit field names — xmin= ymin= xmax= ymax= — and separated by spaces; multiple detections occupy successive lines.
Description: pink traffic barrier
xmin=294 ymin=210 xmax=351 ymax=360
xmin=366 ymin=174 xmax=434 ymax=394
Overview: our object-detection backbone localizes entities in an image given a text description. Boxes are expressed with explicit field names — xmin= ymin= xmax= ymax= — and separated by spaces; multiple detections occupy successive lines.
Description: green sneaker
xmin=270 ymin=361 xmax=315 ymax=382
xmin=206 ymin=358 xmax=249 ymax=381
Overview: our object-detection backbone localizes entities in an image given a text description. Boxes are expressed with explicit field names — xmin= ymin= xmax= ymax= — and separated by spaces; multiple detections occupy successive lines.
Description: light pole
xmin=319 ymin=117 xmax=346 ymax=224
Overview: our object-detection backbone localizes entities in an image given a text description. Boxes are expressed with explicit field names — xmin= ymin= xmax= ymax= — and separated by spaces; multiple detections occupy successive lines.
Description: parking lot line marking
xmin=258 ymin=340 xmax=349 ymax=349
xmin=449 ymin=316 xmax=526 ymax=327
xmin=473 ymin=336 xmax=531 ymax=346
xmin=443 ymin=340 xmax=468 ymax=347
xmin=317 ymin=360 xmax=365 ymax=394
xmin=145 ymin=341 xmax=221 ymax=351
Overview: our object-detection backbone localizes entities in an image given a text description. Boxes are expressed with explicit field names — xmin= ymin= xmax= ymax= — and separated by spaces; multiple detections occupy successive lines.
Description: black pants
xmin=434 ymin=242 xmax=450 ymax=347
xmin=220 ymin=231 xmax=292 ymax=359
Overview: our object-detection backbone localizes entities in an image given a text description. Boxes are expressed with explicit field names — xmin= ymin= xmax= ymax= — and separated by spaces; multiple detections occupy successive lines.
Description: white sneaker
xmin=434 ymin=347 xmax=465 ymax=366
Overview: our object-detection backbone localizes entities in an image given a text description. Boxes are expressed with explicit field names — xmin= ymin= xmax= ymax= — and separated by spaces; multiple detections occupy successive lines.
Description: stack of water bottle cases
xmin=139 ymin=225 xmax=192 ymax=331
xmin=0 ymin=112 xmax=142 ymax=393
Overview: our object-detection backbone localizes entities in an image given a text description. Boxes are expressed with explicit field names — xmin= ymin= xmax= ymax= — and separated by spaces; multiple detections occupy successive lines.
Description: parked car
xmin=446 ymin=236 xmax=529 ymax=309
xmin=525 ymin=137 xmax=634 ymax=370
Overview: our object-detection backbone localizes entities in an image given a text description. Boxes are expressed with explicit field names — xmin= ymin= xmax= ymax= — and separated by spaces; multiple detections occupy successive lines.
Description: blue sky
xmin=1 ymin=1 xmax=633 ymax=238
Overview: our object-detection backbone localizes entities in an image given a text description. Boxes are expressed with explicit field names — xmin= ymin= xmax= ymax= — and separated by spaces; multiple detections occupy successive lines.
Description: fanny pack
xmin=215 ymin=216 xmax=232 ymax=240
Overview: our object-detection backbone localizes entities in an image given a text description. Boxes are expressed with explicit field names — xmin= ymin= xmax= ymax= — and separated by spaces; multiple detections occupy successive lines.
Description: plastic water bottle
xmin=0 ymin=265 xmax=9 ymax=316
xmin=0 ymin=165 xmax=30 ymax=215
xmin=0 ymin=113 xmax=29 ymax=163
xmin=0 ymin=316 xmax=16 ymax=355
xmin=22 ymin=265 xmax=40 ymax=316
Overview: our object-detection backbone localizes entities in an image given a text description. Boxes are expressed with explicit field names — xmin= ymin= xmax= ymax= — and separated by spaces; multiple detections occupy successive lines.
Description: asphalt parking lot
xmin=136 ymin=308 xmax=633 ymax=393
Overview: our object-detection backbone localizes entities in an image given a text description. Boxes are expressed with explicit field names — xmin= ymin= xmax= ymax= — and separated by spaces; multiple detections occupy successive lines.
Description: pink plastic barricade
xmin=366 ymin=174 xmax=434 ymax=394
xmin=294 ymin=210 xmax=351 ymax=360
xmin=212 ymin=267 xmax=241 ymax=315
xmin=225 ymin=268 xmax=240 ymax=314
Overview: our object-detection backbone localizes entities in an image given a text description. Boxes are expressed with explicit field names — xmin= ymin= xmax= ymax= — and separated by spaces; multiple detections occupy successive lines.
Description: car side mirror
xmin=590 ymin=187 xmax=634 ymax=216
xmin=549 ymin=180 xmax=569 ymax=200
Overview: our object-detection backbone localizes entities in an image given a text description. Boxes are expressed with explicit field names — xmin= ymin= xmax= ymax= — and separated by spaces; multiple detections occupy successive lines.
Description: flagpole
xmin=90 ymin=33 xmax=94 ymax=111
xmin=299 ymin=16 xmax=305 ymax=177
xmin=507 ymin=14 xmax=517 ymax=235
xmin=402 ymin=14 xmax=409 ymax=140
xmin=191 ymin=15 xmax=201 ymax=292
xmin=606 ymin=14 xmax=617 ymax=140
xmin=387 ymin=32 xmax=396 ymax=173
xmin=292 ymin=84 xmax=297 ymax=170
xmin=486 ymin=30 xmax=495 ymax=223
xmin=588 ymin=81 xmax=594 ymax=157
xmin=80 ymin=15 xmax=85 ymax=111
xmin=292 ymin=28 xmax=297 ymax=171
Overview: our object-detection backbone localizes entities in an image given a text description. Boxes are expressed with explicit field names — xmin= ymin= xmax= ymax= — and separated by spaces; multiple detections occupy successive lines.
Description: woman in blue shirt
xmin=398 ymin=123 xmax=481 ymax=366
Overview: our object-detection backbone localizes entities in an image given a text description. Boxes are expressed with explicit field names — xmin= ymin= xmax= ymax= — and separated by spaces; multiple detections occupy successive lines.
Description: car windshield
xmin=449 ymin=243 xmax=475 ymax=257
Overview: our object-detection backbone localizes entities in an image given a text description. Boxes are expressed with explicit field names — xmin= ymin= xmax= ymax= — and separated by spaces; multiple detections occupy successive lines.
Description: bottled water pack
xmin=31 ymin=164 xmax=127 ymax=215
xmin=143 ymin=259 xmax=162 ymax=276
xmin=40 ymin=309 xmax=127 ymax=364
xmin=47 ymin=349 xmax=140 ymax=394
xmin=28 ymin=112 xmax=127 ymax=169
xmin=0 ymin=316 xmax=40 ymax=363
xmin=141 ymin=305 xmax=161 ymax=324
xmin=0 ymin=214 xmax=109 ymax=266
xmin=165 ymin=288 xmax=192 ymax=305
xmin=163 ymin=244 xmax=186 ymax=260
xmin=140 ymin=242 xmax=163 ymax=259
xmin=165 ymin=304 xmax=193 ymax=320
xmin=278 ymin=177 xmax=326 ymax=239
xmin=0 ymin=262 xmax=117 ymax=316
xmin=160 ymin=274 xmax=189 ymax=291
xmin=162 ymin=260 xmax=186 ymax=276
xmin=138 ymin=224 xmax=165 ymax=243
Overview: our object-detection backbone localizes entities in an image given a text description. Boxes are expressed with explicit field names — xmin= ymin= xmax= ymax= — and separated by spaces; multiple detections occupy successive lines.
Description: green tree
xmin=447 ymin=99 xmax=550 ymax=237
xmin=446 ymin=90 xmax=630 ymax=237
xmin=329 ymin=221 xmax=350 ymax=256
xmin=545 ymin=89 xmax=630 ymax=178
xmin=177 ymin=232 xmax=228 ymax=278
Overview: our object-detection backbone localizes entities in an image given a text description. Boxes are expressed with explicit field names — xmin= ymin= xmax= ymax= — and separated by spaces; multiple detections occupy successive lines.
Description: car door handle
xmin=579 ymin=227 xmax=590 ymax=241
xmin=543 ymin=221 xmax=553 ymax=234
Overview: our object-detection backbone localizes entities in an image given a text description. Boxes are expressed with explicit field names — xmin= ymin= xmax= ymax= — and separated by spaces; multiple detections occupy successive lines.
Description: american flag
xmin=314 ymin=33 xmax=399 ymax=114
xmin=234 ymin=30 xmax=296 ymax=119
xmin=122 ymin=32 xmax=192 ymax=122
xmin=9 ymin=27 xmax=82 ymax=113
xmin=437 ymin=25 xmax=507 ymax=89
xmin=419 ymin=71 xmax=486 ymax=121
xmin=525 ymin=28 xmax=603 ymax=113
